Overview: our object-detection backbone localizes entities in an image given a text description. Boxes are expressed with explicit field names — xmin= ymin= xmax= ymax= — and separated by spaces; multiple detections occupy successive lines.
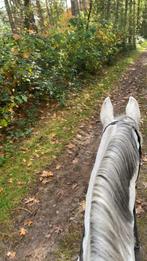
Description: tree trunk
xmin=24 ymin=0 xmax=38 ymax=32
xmin=45 ymin=0 xmax=51 ymax=25
xmin=115 ymin=0 xmax=120 ymax=25
xmin=36 ymin=0 xmax=44 ymax=29
xmin=71 ymin=0 xmax=79 ymax=16
xmin=132 ymin=0 xmax=136 ymax=48
xmin=124 ymin=0 xmax=129 ymax=28
xmin=136 ymin=0 xmax=141 ymax=31
xmin=83 ymin=0 xmax=88 ymax=11
xmin=106 ymin=0 xmax=111 ymax=20
xmin=4 ymin=0 xmax=16 ymax=33
xmin=79 ymin=0 xmax=87 ymax=11
xmin=128 ymin=0 xmax=133 ymax=45
xmin=86 ymin=0 xmax=93 ymax=30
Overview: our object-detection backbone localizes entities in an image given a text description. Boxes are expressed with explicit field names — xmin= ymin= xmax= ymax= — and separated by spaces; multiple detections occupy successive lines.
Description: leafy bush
xmin=0 ymin=18 xmax=126 ymax=128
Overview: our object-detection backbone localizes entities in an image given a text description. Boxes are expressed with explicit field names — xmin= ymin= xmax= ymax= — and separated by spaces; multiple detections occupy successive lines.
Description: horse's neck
xmin=83 ymin=126 xmax=116 ymax=260
xmin=82 ymin=124 xmax=137 ymax=261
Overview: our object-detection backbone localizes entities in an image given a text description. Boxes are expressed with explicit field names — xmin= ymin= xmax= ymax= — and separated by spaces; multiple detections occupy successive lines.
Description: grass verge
xmin=0 ymin=48 xmax=143 ymax=225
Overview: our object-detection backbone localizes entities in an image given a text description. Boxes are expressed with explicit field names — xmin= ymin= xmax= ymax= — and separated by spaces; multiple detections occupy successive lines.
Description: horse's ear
xmin=126 ymin=96 xmax=140 ymax=125
xmin=100 ymin=97 xmax=114 ymax=128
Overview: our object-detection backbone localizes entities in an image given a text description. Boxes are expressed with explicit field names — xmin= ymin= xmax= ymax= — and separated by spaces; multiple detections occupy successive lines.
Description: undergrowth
xmin=0 ymin=17 xmax=133 ymax=128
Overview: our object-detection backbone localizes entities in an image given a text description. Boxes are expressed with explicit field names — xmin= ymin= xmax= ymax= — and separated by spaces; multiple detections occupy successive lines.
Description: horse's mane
xmin=81 ymin=116 xmax=140 ymax=261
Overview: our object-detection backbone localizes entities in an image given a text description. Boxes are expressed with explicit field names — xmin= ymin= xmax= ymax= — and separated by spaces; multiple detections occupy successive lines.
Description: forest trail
xmin=1 ymin=50 xmax=147 ymax=261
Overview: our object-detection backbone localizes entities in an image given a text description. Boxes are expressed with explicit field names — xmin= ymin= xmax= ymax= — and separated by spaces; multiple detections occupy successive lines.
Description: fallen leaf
xmin=13 ymin=33 xmax=21 ymax=40
xmin=50 ymin=139 xmax=59 ymax=145
xmin=19 ymin=227 xmax=27 ymax=237
xmin=142 ymin=182 xmax=147 ymax=189
xmin=136 ymin=205 xmax=144 ymax=216
xmin=40 ymin=170 xmax=54 ymax=181
xmin=76 ymin=134 xmax=82 ymax=139
xmin=142 ymin=155 xmax=147 ymax=162
xmin=24 ymin=220 xmax=33 ymax=226
xmin=11 ymin=47 xmax=18 ymax=55
xmin=72 ymin=158 xmax=79 ymax=164
xmin=41 ymin=178 xmax=51 ymax=184
xmin=56 ymin=189 xmax=64 ymax=198
xmin=66 ymin=143 xmax=75 ymax=149
xmin=24 ymin=197 xmax=39 ymax=205
xmin=50 ymin=133 xmax=56 ymax=138
xmin=17 ymin=181 xmax=24 ymax=186
xmin=6 ymin=251 xmax=16 ymax=259
xmin=67 ymin=150 xmax=73 ymax=154
xmin=45 ymin=233 xmax=51 ymax=239
xmin=8 ymin=178 xmax=13 ymax=184
xmin=56 ymin=164 xmax=61 ymax=170
xmin=72 ymin=183 xmax=78 ymax=190
xmin=34 ymin=153 xmax=39 ymax=158
xmin=0 ymin=187 xmax=3 ymax=193
xmin=52 ymin=112 xmax=57 ymax=118
xmin=136 ymin=199 xmax=142 ymax=204
xmin=27 ymin=161 xmax=32 ymax=167
xmin=54 ymin=225 xmax=63 ymax=234
xmin=80 ymin=200 xmax=86 ymax=211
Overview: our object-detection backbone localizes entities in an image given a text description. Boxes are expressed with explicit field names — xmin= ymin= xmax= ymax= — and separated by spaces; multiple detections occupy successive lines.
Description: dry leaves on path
xmin=66 ymin=143 xmax=76 ymax=149
xmin=136 ymin=199 xmax=145 ymax=217
xmin=56 ymin=164 xmax=61 ymax=170
xmin=6 ymin=251 xmax=16 ymax=259
xmin=24 ymin=220 xmax=33 ymax=227
xmin=72 ymin=158 xmax=79 ymax=164
xmin=142 ymin=182 xmax=147 ymax=189
xmin=142 ymin=154 xmax=147 ymax=163
xmin=19 ymin=227 xmax=27 ymax=237
xmin=40 ymin=170 xmax=54 ymax=184
xmin=24 ymin=196 xmax=40 ymax=206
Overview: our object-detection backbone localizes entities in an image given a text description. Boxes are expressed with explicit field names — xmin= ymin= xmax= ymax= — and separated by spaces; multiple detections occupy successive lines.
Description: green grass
xmin=0 ymin=49 xmax=142 ymax=225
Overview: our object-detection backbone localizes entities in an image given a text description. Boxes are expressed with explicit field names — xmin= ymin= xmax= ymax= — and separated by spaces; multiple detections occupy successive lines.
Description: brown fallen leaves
xmin=136 ymin=198 xmax=146 ymax=217
xmin=142 ymin=182 xmax=147 ymax=189
xmin=40 ymin=170 xmax=54 ymax=184
xmin=6 ymin=251 xmax=16 ymax=259
xmin=19 ymin=227 xmax=27 ymax=237
xmin=72 ymin=158 xmax=79 ymax=164
xmin=24 ymin=220 xmax=33 ymax=227
xmin=24 ymin=196 xmax=40 ymax=205
xmin=142 ymin=154 xmax=147 ymax=163
xmin=56 ymin=164 xmax=61 ymax=170
xmin=66 ymin=143 xmax=75 ymax=149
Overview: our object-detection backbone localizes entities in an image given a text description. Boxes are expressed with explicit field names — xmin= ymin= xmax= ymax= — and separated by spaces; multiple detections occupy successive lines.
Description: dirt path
xmin=1 ymin=51 xmax=147 ymax=261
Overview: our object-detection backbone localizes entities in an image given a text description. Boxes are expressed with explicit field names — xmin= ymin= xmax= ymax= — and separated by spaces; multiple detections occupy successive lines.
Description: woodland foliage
xmin=0 ymin=0 xmax=147 ymax=128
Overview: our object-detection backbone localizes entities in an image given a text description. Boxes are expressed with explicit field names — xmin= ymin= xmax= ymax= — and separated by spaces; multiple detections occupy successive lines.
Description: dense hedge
xmin=0 ymin=18 xmax=125 ymax=128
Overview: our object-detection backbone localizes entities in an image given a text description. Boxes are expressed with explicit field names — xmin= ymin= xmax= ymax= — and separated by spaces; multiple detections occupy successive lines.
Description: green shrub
xmin=0 ymin=19 xmax=127 ymax=128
